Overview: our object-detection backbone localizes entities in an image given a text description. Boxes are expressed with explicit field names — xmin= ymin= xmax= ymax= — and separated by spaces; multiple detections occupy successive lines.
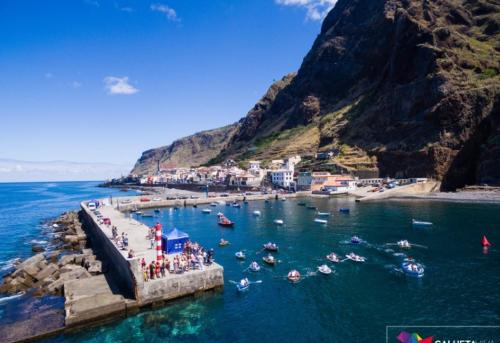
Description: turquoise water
xmin=1 ymin=183 xmax=499 ymax=342
xmin=55 ymin=197 xmax=499 ymax=342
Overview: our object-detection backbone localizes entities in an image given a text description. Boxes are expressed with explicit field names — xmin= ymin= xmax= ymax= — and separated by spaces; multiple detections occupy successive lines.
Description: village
xmin=114 ymin=154 xmax=429 ymax=196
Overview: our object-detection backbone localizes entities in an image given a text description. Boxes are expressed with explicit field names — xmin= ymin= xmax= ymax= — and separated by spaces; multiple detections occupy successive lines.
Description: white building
xmin=270 ymin=169 xmax=294 ymax=188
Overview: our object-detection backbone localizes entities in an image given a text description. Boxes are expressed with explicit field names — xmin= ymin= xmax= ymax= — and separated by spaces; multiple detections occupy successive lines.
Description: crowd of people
xmin=141 ymin=240 xmax=215 ymax=282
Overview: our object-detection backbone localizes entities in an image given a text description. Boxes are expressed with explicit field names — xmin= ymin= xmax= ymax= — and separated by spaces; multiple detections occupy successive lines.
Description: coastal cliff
xmin=130 ymin=124 xmax=238 ymax=175
xmin=132 ymin=0 xmax=500 ymax=190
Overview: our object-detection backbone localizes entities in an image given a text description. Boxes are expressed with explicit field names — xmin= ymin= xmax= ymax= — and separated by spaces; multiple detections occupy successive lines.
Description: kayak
xmin=287 ymin=270 xmax=301 ymax=283
xmin=263 ymin=243 xmax=279 ymax=251
xmin=314 ymin=218 xmax=328 ymax=224
xmin=236 ymin=283 xmax=249 ymax=292
xmin=326 ymin=253 xmax=340 ymax=263
xmin=249 ymin=262 xmax=261 ymax=272
xmin=397 ymin=240 xmax=411 ymax=248
xmin=401 ymin=261 xmax=424 ymax=277
xmin=345 ymin=253 xmax=366 ymax=262
xmin=263 ymin=255 xmax=276 ymax=265
xmin=235 ymin=251 xmax=246 ymax=259
xmin=318 ymin=265 xmax=332 ymax=275
xmin=350 ymin=236 xmax=362 ymax=244
xmin=412 ymin=219 xmax=432 ymax=226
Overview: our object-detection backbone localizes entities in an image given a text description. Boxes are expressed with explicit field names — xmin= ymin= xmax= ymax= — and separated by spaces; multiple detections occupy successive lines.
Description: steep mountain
xmin=215 ymin=0 xmax=500 ymax=190
xmin=130 ymin=124 xmax=238 ymax=175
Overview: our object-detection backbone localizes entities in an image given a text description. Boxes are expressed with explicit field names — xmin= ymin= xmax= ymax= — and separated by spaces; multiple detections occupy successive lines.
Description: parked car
xmin=152 ymin=197 xmax=162 ymax=202
xmin=166 ymin=196 xmax=177 ymax=200
xmin=140 ymin=198 xmax=151 ymax=202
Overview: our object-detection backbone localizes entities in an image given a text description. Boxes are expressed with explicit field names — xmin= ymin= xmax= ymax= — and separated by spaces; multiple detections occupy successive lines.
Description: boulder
xmin=81 ymin=249 xmax=93 ymax=256
xmin=74 ymin=254 xmax=85 ymax=265
xmin=46 ymin=278 xmax=65 ymax=295
xmin=31 ymin=244 xmax=45 ymax=253
xmin=45 ymin=250 xmax=61 ymax=263
xmin=36 ymin=260 xmax=48 ymax=271
xmin=58 ymin=254 xmax=77 ymax=266
xmin=35 ymin=263 xmax=58 ymax=281
xmin=60 ymin=264 xmax=83 ymax=273
xmin=21 ymin=263 xmax=40 ymax=278
xmin=17 ymin=254 xmax=44 ymax=270
xmin=63 ymin=235 xmax=79 ymax=244
xmin=86 ymin=261 xmax=102 ymax=275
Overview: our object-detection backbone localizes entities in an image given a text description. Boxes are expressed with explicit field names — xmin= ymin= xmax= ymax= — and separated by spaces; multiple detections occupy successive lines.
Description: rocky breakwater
xmin=0 ymin=211 xmax=102 ymax=297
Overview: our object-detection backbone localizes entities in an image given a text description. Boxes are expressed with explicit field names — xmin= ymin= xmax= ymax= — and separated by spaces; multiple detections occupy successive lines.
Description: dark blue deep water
xmin=1 ymin=183 xmax=499 ymax=342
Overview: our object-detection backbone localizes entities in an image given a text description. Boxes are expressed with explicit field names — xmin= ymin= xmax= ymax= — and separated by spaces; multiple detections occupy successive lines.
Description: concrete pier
xmin=67 ymin=198 xmax=225 ymax=327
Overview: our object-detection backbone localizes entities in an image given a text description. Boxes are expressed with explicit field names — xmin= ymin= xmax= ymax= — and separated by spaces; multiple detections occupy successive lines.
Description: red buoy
xmin=482 ymin=235 xmax=491 ymax=247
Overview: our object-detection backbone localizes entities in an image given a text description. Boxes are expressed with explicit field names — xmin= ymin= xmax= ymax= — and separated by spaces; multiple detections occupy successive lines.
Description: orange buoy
xmin=482 ymin=235 xmax=491 ymax=247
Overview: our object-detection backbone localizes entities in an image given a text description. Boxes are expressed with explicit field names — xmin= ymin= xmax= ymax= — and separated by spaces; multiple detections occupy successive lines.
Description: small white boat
xmin=235 ymin=251 xmax=246 ymax=260
xmin=202 ymin=209 xmax=212 ymax=214
xmin=397 ymin=240 xmax=411 ymax=248
xmin=401 ymin=261 xmax=424 ymax=277
xmin=249 ymin=261 xmax=261 ymax=272
xmin=317 ymin=212 xmax=330 ymax=216
xmin=52 ymin=223 xmax=59 ymax=228
xmin=263 ymin=242 xmax=279 ymax=251
xmin=274 ymin=219 xmax=284 ymax=225
xmin=287 ymin=270 xmax=301 ymax=283
xmin=412 ymin=219 xmax=433 ymax=227
xmin=326 ymin=253 xmax=340 ymax=263
xmin=314 ymin=218 xmax=328 ymax=224
xmin=281 ymin=198 xmax=286 ymax=201
xmin=236 ymin=278 xmax=250 ymax=292
xmin=253 ymin=210 xmax=261 ymax=216
xmin=318 ymin=264 xmax=332 ymax=275
xmin=345 ymin=252 xmax=366 ymax=262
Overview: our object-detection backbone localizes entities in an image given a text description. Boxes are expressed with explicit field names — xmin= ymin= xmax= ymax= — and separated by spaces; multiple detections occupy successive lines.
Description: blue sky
xmin=0 ymin=0 xmax=335 ymax=167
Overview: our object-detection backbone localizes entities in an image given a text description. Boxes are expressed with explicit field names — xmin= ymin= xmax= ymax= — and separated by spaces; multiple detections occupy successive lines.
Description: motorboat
xmin=154 ymin=209 xmax=160 ymax=213
xmin=397 ymin=240 xmax=411 ymax=248
xmin=350 ymin=236 xmax=362 ymax=244
xmin=401 ymin=261 xmax=424 ymax=277
xmin=297 ymin=202 xmax=306 ymax=206
xmin=317 ymin=212 xmax=330 ymax=216
xmin=318 ymin=264 xmax=332 ymax=275
xmin=218 ymin=215 xmax=235 ymax=227
xmin=236 ymin=278 xmax=250 ymax=292
xmin=141 ymin=213 xmax=154 ymax=217
xmin=345 ymin=252 xmax=366 ymax=262
xmin=314 ymin=218 xmax=328 ymax=224
xmin=412 ymin=219 xmax=433 ymax=227
xmin=232 ymin=202 xmax=241 ymax=208
xmin=326 ymin=252 xmax=341 ymax=263
xmin=306 ymin=205 xmax=317 ymax=210
xmin=273 ymin=219 xmax=284 ymax=225
xmin=210 ymin=202 xmax=218 ymax=207
xmin=253 ymin=210 xmax=261 ymax=216
xmin=263 ymin=242 xmax=279 ymax=251
xmin=202 ymin=209 xmax=212 ymax=214
xmin=281 ymin=198 xmax=286 ymax=201
xmin=235 ymin=251 xmax=246 ymax=260
xmin=262 ymin=254 xmax=276 ymax=265
xmin=219 ymin=239 xmax=230 ymax=247
xmin=249 ymin=261 xmax=261 ymax=272
xmin=287 ymin=270 xmax=301 ymax=283
xmin=339 ymin=208 xmax=350 ymax=213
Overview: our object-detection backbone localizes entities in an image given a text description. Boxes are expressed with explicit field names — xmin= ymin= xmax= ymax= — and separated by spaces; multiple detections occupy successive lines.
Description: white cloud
xmin=150 ymin=3 xmax=179 ymax=21
xmin=71 ymin=81 xmax=82 ymax=88
xmin=0 ymin=159 xmax=131 ymax=182
xmin=275 ymin=0 xmax=336 ymax=21
xmin=103 ymin=76 xmax=139 ymax=95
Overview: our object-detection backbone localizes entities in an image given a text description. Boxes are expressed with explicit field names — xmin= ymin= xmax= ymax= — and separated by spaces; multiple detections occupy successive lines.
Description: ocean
xmin=1 ymin=182 xmax=499 ymax=342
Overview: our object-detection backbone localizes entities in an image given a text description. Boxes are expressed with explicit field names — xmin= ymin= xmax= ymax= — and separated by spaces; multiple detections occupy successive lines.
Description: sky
xmin=0 ymin=0 xmax=335 ymax=176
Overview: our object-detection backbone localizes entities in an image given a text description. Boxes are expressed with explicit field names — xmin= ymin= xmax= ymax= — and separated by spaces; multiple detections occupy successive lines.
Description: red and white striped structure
xmin=155 ymin=222 xmax=163 ymax=260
